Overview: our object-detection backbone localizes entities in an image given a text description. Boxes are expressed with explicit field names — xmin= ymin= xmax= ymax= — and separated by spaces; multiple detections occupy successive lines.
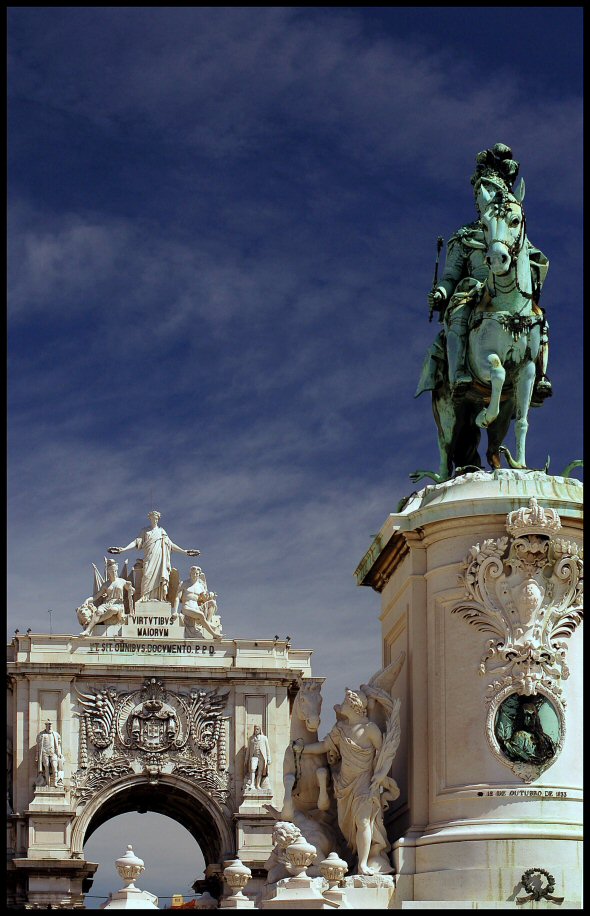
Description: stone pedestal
xmin=259 ymin=875 xmax=329 ymax=909
xmin=355 ymin=471 xmax=583 ymax=908
xmin=341 ymin=874 xmax=396 ymax=909
xmin=260 ymin=874 xmax=396 ymax=909
xmin=236 ymin=791 xmax=276 ymax=870
xmin=10 ymin=857 xmax=98 ymax=909
xmin=102 ymin=885 xmax=160 ymax=909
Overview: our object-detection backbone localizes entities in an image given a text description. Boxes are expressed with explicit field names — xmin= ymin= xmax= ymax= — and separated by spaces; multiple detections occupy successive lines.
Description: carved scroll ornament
xmin=452 ymin=498 xmax=582 ymax=780
xmin=72 ymin=677 xmax=230 ymax=804
xmin=453 ymin=498 xmax=582 ymax=697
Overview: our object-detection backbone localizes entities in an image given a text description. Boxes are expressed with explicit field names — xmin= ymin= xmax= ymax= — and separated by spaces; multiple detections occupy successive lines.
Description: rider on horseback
xmin=425 ymin=142 xmax=551 ymax=401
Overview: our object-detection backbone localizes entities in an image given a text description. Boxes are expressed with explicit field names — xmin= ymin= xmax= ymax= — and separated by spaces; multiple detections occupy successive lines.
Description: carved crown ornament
xmin=452 ymin=498 xmax=582 ymax=781
xmin=71 ymin=677 xmax=230 ymax=804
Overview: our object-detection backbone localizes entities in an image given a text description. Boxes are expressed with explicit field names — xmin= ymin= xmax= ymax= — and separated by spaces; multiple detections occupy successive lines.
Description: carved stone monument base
xmin=342 ymin=874 xmax=396 ymax=909
xmin=258 ymin=875 xmax=327 ymax=909
xmin=103 ymin=885 xmax=159 ymax=909
xmin=355 ymin=470 xmax=583 ymax=907
xmin=239 ymin=787 xmax=274 ymax=813
xmin=220 ymin=896 xmax=256 ymax=909
xmin=260 ymin=873 xmax=396 ymax=909
xmin=29 ymin=785 xmax=67 ymax=806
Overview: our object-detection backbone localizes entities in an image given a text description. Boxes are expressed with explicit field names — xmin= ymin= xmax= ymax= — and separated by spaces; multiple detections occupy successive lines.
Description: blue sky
xmin=8 ymin=6 xmax=583 ymax=906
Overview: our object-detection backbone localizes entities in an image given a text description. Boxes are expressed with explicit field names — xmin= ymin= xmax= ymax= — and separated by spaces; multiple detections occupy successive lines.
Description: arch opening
xmin=84 ymin=811 xmax=207 ymax=909
xmin=74 ymin=775 xmax=233 ymax=867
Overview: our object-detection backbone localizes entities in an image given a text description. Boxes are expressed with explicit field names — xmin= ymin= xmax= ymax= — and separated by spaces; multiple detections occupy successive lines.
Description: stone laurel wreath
xmin=516 ymin=868 xmax=564 ymax=904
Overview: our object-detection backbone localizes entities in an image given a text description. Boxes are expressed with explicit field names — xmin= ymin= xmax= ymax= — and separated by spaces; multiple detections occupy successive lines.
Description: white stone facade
xmin=6 ymin=622 xmax=313 ymax=909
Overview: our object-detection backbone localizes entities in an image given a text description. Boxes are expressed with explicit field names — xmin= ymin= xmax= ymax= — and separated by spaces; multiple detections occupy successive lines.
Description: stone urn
xmin=284 ymin=837 xmax=317 ymax=879
xmin=320 ymin=852 xmax=349 ymax=907
xmin=115 ymin=844 xmax=145 ymax=889
xmin=223 ymin=858 xmax=252 ymax=902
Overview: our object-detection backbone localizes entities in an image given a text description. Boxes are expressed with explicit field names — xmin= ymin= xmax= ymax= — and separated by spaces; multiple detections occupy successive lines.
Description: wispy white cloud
xmin=9 ymin=9 xmax=582 ymax=206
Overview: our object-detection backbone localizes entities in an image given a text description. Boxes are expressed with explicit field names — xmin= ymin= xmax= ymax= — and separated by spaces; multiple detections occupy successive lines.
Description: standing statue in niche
xmin=244 ymin=725 xmax=272 ymax=790
xmin=413 ymin=142 xmax=551 ymax=483
xmin=109 ymin=510 xmax=200 ymax=602
xmin=294 ymin=657 xmax=404 ymax=876
xmin=36 ymin=720 xmax=62 ymax=787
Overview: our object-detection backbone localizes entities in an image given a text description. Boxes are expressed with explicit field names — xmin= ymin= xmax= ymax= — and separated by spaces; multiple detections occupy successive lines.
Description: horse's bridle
xmin=482 ymin=192 xmax=533 ymax=301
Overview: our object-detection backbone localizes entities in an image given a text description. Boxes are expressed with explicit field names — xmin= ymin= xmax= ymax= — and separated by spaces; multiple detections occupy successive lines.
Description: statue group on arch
xmin=75 ymin=511 xmax=222 ymax=639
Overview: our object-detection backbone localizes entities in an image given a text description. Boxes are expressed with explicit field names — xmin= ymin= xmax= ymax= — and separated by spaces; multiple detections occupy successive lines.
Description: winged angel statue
xmin=75 ymin=557 xmax=135 ymax=636
xmin=295 ymin=652 xmax=405 ymax=875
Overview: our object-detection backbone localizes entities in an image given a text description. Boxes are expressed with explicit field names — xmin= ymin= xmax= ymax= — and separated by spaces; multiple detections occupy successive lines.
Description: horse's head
xmin=476 ymin=175 xmax=526 ymax=276
xmin=294 ymin=680 xmax=323 ymax=733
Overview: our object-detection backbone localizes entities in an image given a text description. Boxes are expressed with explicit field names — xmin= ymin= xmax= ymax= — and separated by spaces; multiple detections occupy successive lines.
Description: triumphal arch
xmin=7 ymin=511 xmax=313 ymax=909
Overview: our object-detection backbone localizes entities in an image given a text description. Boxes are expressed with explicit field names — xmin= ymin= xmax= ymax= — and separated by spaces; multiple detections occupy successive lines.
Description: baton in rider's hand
xmin=428 ymin=236 xmax=445 ymax=322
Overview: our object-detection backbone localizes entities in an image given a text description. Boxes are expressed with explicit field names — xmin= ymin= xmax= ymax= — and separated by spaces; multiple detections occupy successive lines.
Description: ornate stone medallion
xmin=452 ymin=498 xmax=582 ymax=779
xmin=485 ymin=685 xmax=565 ymax=782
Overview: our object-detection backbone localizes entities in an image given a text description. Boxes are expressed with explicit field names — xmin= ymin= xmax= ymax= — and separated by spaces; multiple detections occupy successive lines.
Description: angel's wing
xmin=361 ymin=651 xmax=406 ymax=730
xmin=167 ymin=567 xmax=180 ymax=607
xmin=371 ymin=697 xmax=402 ymax=790
xmin=365 ymin=651 xmax=406 ymax=693
xmin=92 ymin=562 xmax=105 ymax=597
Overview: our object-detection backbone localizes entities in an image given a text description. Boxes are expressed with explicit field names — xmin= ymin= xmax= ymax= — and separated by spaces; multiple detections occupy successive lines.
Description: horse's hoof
xmin=317 ymin=789 xmax=330 ymax=811
xmin=475 ymin=409 xmax=490 ymax=429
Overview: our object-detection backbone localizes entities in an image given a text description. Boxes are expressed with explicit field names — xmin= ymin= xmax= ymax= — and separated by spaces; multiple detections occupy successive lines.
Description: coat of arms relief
xmin=72 ymin=677 xmax=230 ymax=804
xmin=452 ymin=498 xmax=583 ymax=781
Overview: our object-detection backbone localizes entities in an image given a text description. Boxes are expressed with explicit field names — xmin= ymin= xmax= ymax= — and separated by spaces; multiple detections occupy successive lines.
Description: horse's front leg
xmin=316 ymin=766 xmax=330 ymax=811
xmin=281 ymin=747 xmax=296 ymax=820
xmin=476 ymin=353 xmax=505 ymax=428
xmin=434 ymin=391 xmax=455 ymax=481
xmin=512 ymin=360 xmax=536 ymax=467
xmin=281 ymin=772 xmax=296 ymax=820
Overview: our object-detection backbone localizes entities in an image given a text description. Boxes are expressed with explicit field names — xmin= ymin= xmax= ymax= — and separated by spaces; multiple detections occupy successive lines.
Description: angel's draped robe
xmin=325 ymin=724 xmax=390 ymax=864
